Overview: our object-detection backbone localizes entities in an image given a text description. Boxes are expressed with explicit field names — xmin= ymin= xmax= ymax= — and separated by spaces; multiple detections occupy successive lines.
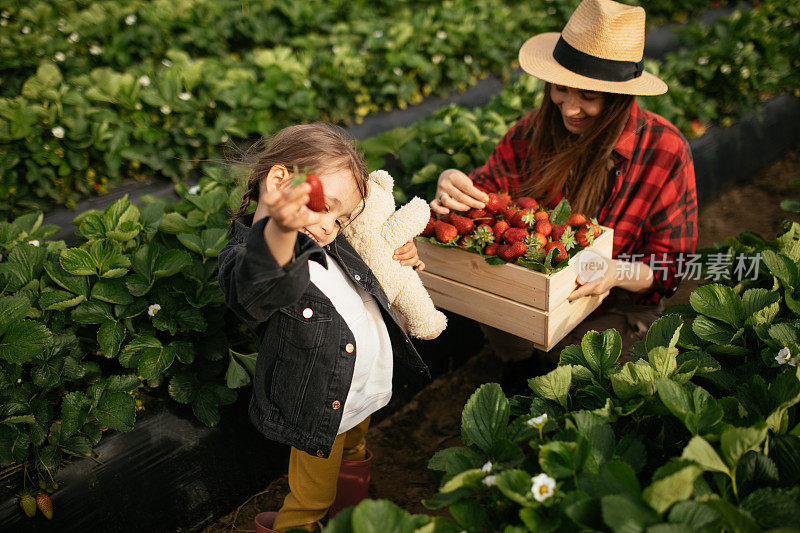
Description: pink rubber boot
xmin=328 ymin=449 xmax=373 ymax=518
xmin=254 ymin=512 xmax=279 ymax=533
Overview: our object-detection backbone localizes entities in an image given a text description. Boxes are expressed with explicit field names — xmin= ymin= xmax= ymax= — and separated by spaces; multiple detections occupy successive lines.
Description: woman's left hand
xmin=393 ymin=240 xmax=425 ymax=270
xmin=567 ymin=255 xmax=616 ymax=301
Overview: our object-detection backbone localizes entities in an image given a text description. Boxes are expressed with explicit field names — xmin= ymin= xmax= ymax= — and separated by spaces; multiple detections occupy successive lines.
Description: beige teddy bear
xmin=343 ymin=170 xmax=447 ymax=340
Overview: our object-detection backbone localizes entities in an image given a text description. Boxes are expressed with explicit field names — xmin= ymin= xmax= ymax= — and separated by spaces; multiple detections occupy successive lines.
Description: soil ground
xmin=205 ymin=149 xmax=800 ymax=533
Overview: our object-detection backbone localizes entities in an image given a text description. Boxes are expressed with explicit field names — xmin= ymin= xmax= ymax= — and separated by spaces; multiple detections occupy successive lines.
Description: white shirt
xmin=308 ymin=253 xmax=393 ymax=434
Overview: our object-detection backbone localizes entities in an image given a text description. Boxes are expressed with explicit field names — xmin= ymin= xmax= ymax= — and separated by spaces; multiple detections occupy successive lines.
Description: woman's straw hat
xmin=519 ymin=0 xmax=667 ymax=95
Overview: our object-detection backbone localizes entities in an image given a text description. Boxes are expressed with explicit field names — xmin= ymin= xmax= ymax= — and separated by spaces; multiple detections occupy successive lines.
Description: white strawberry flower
xmin=161 ymin=58 xmax=172 ymax=67
xmin=178 ymin=92 xmax=191 ymax=101
xmin=789 ymin=356 xmax=800 ymax=367
xmin=776 ymin=347 xmax=792 ymax=365
xmin=1 ymin=10 xmax=10 ymax=18
xmin=481 ymin=461 xmax=493 ymax=473
xmin=188 ymin=185 xmax=200 ymax=195
xmin=432 ymin=54 xmax=444 ymax=64
xmin=436 ymin=30 xmax=447 ymax=40
xmin=527 ymin=413 xmax=548 ymax=429
xmin=125 ymin=14 xmax=137 ymax=25
xmin=464 ymin=55 xmax=473 ymax=65
xmin=720 ymin=64 xmax=731 ymax=75
xmin=148 ymin=304 xmax=161 ymax=317
xmin=160 ymin=105 xmax=171 ymax=115
xmin=134 ymin=103 xmax=142 ymax=110
xmin=68 ymin=32 xmax=79 ymax=43
xmin=482 ymin=475 xmax=497 ymax=487
xmin=221 ymin=134 xmax=229 ymax=143
xmin=741 ymin=67 xmax=750 ymax=79
xmin=138 ymin=75 xmax=151 ymax=86
xmin=89 ymin=45 xmax=103 ymax=55
xmin=54 ymin=52 xmax=66 ymax=62
xmin=51 ymin=126 xmax=65 ymax=138
xmin=393 ymin=67 xmax=402 ymax=76
xmin=21 ymin=25 xmax=30 ymax=34
xmin=28 ymin=240 xmax=40 ymax=247
xmin=697 ymin=56 xmax=709 ymax=65
xmin=0 ymin=19 xmax=7 ymax=27
xmin=373 ymin=30 xmax=383 ymax=39
xmin=531 ymin=473 xmax=556 ymax=502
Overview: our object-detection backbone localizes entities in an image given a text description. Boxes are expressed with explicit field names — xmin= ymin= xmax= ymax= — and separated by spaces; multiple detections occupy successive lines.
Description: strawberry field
xmin=2 ymin=0 xmax=800 ymax=531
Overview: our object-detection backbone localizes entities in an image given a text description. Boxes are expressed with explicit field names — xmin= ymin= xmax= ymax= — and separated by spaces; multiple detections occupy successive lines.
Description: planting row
xmin=0 ymin=0 xmax=748 ymax=214
xmin=327 ymin=217 xmax=800 ymax=531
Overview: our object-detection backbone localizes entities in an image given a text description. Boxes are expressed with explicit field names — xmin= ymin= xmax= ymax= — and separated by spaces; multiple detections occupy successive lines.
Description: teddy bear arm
xmin=381 ymin=197 xmax=431 ymax=249
xmin=391 ymin=274 xmax=447 ymax=340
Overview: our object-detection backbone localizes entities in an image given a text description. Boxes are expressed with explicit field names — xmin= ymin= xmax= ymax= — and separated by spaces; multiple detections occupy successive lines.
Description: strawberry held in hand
xmin=291 ymin=172 xmax=326 ymax=212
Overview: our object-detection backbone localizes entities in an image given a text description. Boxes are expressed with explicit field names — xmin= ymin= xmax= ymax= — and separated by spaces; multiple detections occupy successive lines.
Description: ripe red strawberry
xmin=514 ymin=208 xmax=538 ymax=229
xmin=492 ymin=220 xmax=510 ymax=241
xmin=304 ymin=173 xmax=325 ymax=212
xmin=544 ymin=241 xmax=568 ymax=262
xmin=465 ymin=208 xmax=489 ymax=219
xmin=484 ymin=193 xmax=507 ymax=214
xmin=421 ymin=215 xmax=436 ymax=237
xmin=535 ymin=219 xmax=552 ymax=237
xmin=567 ymin=213 xmax=587 ymax=226
xmin=516 ymin=197 xmax=539 ymax=210
xmin=449 ymin=214 xmax=474 ymax=235
xmin=550 ymin=223 xmax=568 ymax=242
xmin=434 ymin=220 xmax=458 ymax=243
xmin=484 ymin=242 xmax=499 ymax=256
xmin=498 ymin=192 xmax=512 ymax=206
xmin=503 ymin=227 xmax=528 ymax=245
xmin=502 ymin=207 xmax=519 ymax=222
xmin=498 ymin=242 xmax=526 ymax=262
xmin=534 ymin=210 xmax=550 ymax=222
xmin=575 ymin=223 xmax=599 ymax=247
xmin=526 ymin=232 xmax=547 ymax=249
xmin=20 ymin=494 xmax=36 ymax=518
xmin=36 ymin=493 xmax=52 ymax=520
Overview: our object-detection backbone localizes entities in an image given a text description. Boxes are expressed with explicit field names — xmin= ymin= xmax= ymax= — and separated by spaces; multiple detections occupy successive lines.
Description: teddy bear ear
xmin=368 ymin=169 xmax=394 ymax=192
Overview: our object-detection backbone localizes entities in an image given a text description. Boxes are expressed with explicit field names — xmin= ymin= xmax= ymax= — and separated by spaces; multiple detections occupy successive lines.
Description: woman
xmin=430 ymin=0 xmax=698 ymax=386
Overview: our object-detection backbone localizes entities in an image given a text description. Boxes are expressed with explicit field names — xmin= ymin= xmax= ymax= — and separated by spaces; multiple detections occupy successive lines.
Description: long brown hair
xmin=229 ymin=123 xmax=368 ymax=234
xmin=520 ymin=83 xmax=634 ymax=216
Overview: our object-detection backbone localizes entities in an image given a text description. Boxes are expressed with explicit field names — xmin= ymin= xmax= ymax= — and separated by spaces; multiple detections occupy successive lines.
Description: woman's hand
xmin=567 ymin=255 xmax=655 ymax=301
xmin=567 ymin=254 xmax=616 ymax=302
xmin=393 ymin=240 xmax=425 ymax=271
xmin=430 ymin=169 xmax=490 ymax=215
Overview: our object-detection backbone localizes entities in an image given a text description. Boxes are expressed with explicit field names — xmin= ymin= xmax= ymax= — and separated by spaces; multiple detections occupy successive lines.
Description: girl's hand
xmin=259 ymin=181 xmax=320 ymax=233
xmin=430 ymin=169 xmax=490 ymax=215
xmin=393 ymin=240 xmax=425 ymax=271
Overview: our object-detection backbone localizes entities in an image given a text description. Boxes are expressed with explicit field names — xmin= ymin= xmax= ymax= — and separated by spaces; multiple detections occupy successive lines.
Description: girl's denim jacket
xmin=218 ymin=214 xmax=430 ymax=458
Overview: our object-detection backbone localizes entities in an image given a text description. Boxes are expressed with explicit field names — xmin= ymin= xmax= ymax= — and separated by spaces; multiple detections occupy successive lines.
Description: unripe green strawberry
xmin=20 ymin=494 xmax=36 ymax=518
xmin=36 ymin=493 xmax=53 ymax=520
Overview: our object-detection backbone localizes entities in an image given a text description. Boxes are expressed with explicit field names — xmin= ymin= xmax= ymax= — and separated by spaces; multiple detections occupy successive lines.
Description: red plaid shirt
xmin=469 ymin=100 xmax=698 ymax=305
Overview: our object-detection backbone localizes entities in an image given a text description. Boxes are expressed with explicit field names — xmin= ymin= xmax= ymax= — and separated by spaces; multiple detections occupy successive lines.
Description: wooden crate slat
xmin=418 ymin=270 xmax=547 ymax=345
xmin=543 ymin=291 xmax=610 ymax=351
xmin=416 ymin=241 xmax=548 ymax=308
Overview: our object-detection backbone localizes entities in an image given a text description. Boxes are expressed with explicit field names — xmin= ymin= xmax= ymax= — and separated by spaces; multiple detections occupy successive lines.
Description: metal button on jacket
xmin=302 ymin=307 xmax=313 ymax=319
xmin=332 ymin=400 xmax=341 ymax=410
xmin=345 ymin=343 xmax=354 ymax=353
xmin=316 ymin=450 xmax=324 ymax=457
xmin=354 ymin=274 xmax=361 ymax=281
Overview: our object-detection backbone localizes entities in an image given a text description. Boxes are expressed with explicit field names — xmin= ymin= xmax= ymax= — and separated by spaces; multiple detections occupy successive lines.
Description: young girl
xmin=218 ymin=123 xmax=430 ymax=532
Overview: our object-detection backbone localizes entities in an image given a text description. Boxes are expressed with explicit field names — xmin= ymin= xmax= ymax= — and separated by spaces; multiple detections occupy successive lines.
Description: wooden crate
xmin=416 ymin=226 xmax=613 ymax=351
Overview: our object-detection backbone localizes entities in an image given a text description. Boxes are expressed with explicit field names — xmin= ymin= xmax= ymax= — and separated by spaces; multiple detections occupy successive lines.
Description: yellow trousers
xmin=272 ymin=416 xmax=370 ymax=532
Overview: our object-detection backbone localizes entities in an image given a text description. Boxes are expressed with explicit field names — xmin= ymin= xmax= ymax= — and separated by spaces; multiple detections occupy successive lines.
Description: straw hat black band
xmin=552 ymin=36 xmax=644 ymax=83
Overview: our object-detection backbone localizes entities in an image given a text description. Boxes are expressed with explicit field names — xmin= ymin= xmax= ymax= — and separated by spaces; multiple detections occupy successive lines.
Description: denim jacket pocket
xmin=270 ymin=298 xmax=334 ymax=426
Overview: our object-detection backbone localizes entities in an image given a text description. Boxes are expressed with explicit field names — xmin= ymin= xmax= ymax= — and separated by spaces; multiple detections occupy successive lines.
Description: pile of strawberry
xmin=420 ymin=192 xmax=601 ymax=270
